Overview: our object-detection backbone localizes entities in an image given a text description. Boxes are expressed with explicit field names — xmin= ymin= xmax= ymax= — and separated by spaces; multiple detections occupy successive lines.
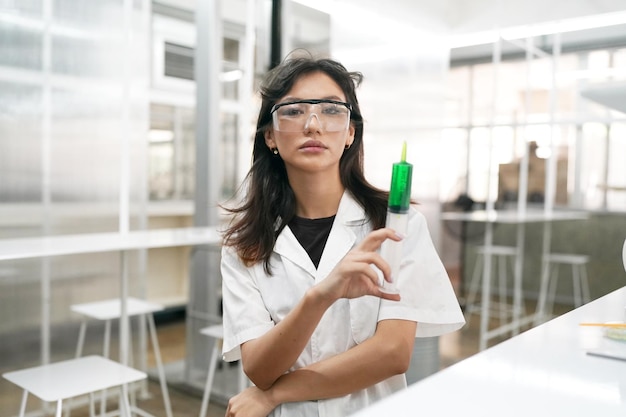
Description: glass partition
xmin=0 ymin=1 xmax=151 ymax=407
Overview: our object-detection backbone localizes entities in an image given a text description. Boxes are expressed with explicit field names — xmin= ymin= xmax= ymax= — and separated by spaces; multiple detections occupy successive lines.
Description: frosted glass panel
xmin=0 ymin=82 xmax=42 ymax=202
xmin=0 ymin=0 xmax=43 ymax=18
xmin=53 ymin=0 xmax=124 ymax=31
xmin=49 ymin=88 xmax=124 ymax=202
xmin=0 ymin=1 xmax=151 ymax=395
xmin=0 ymin=1 xmax=149 ymax=215
xmin=51 ymin=35 xmax=124 ymax=78
xmin=0 ymin=23 xmax=43 ymax=70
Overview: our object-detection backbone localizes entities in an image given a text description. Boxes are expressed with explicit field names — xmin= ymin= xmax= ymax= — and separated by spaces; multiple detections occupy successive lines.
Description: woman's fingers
xmin=348 ymin=251 xmax=392 ymax=284
xmin=374 ymin=287 xmax=402 ymax=301
xmin=338 ymin=251 xmax=400 ymax=299
xmin=350 ymin=263 xmax=401 ymax=301
xmin=322 ymin=228 xmax=404 ymax=301
xmin=356 ymin=228 xmax=403 ymax=252
xmin=352 ymin=229 xmax=403 ymax=285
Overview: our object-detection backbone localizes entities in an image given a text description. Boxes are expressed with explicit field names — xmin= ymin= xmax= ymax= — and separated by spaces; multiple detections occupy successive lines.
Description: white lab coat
xmin=221 ymin=191 xmax=465 ymax=417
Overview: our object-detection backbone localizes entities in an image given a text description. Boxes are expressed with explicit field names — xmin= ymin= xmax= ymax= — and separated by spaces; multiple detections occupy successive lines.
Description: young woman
xmin=220 ymin=56 xmax=464 ymax=417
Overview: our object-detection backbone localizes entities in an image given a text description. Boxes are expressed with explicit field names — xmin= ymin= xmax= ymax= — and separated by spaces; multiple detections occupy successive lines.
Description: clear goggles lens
xmin=271 ymin=99 xmax=351 ymax=132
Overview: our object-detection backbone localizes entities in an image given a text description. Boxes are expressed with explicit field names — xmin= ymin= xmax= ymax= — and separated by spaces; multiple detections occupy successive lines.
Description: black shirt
xmin=288 ymin=215 xmax=336 ymax=269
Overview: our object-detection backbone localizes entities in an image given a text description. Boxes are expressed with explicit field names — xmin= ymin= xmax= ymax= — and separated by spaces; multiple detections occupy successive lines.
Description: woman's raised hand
xmin=316 ymin=228 xmax=402 ymax=302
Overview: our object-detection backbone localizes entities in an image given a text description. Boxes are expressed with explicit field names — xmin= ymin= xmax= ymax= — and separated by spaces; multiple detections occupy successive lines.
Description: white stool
xmin=535 ymin=253 xmax=590 ymax=322
xmin=3 ymin=356 xmax=146 ymax=417
xmin=198 ymin=324 xmax=247 ymax=417
xmin=71 ymin=297 xmax=173 ymax=417
xmin=464 ymin=245 xmax=520 ymax=328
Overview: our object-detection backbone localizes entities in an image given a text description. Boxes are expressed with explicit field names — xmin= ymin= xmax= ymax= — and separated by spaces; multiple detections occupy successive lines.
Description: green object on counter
xmin=388 ymin=141 xmax=413 ymax=214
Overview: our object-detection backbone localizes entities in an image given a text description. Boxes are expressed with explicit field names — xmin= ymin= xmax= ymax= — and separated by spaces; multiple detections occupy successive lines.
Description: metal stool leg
xmin=535 ymin=257 xmax=552 ymax=325
xmin=76 ymin=321 xmax=87 ymax=358
xmin=547 ymin=263 xmax=560 ymax=318
xmin=147 ymin=313 xmax=173 ymax=417
xmin=497 ymin=255 xmax=508 ymax=327
xmin=100 ymin=320 xmax=111 ymax=417
xmin=580 ymin=264 xmax=590 ymax=304
xmin=464 ymin=253 xmax=484 ymax=326
xmin=199 ymin=337 xmax=221 ymax=417
xmin=572 ymin=264 xmax=582 ymax=307
xmin=120 ymin=385 xmax=132 ymax=417
xmin=18 ymin=390 xmax=28 ymax=417
xmin=88 ymin=392 xmax=95 ymax=417
xmin=65 ymin=320 xmax=89 ymax=417
xmin=55 ymin=399 xmax=62 ymax=417
xmin=237 ymin=362 xmax=247 ymax=393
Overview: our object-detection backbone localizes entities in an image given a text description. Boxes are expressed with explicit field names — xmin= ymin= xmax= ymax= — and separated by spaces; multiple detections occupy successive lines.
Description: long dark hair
xmin=222 ymin=56 xmax=388 ymax=273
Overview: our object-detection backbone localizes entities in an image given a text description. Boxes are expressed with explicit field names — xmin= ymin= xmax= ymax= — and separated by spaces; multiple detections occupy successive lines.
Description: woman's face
xmin=265 ymin=71 xmax=355 ymax=177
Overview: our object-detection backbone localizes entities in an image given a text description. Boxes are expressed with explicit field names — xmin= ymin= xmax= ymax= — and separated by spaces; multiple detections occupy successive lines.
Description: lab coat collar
xmin=273 ymin=191 xmax=367 ymax=279
xmin=335 ymin=190 xmax=368 ymax=225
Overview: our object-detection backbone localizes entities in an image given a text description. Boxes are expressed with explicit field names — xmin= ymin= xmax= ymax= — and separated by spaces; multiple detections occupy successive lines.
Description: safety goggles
xmin=270 ymin=99 xmax=352 ymax=132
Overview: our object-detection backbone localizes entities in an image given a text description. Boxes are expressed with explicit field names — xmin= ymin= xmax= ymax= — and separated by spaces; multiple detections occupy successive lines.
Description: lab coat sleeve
xmin=378 ymin=208 xmax=465 ymax=337
xmin=220 ymin=245 xmax=275 ymax=362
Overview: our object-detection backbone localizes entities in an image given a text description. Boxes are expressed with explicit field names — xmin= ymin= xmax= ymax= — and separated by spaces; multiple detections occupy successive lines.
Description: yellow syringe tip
xmin=401 ymin=141 xmax=407 ymax=162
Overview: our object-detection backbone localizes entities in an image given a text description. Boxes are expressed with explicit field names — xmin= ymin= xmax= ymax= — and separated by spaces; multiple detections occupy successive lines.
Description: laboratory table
xmin=351 ymin=285 xmax=626 ymax=416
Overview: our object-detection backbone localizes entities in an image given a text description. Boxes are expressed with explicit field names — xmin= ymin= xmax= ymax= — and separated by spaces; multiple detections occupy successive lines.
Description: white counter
xmin=0 ymin=227 xmax=220 ymax=261
xmin=351 ymin=286 xmax=626 ymax=416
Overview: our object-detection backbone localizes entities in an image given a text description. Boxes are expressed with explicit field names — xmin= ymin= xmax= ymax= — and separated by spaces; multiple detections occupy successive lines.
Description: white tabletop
xmin=71 ymin=297 xmax=164 ymax=320
xmin=0 ymin=227 xmax=221 ymax=261
xmin=3 ymin=356 xmax=146 ymax=402
xmin=440 ymin=209 xmax=589 ymax=223
xmin=351 ymin=286 xmax=626 ymax=417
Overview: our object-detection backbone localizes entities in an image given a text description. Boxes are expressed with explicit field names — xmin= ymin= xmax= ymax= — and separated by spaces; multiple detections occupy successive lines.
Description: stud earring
xmin=271 ymin=147 xmax=279 ymax=155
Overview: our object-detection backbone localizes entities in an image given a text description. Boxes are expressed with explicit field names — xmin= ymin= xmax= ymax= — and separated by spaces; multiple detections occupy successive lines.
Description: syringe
xmin=380 ymin=141 xmax=413 ymax=294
